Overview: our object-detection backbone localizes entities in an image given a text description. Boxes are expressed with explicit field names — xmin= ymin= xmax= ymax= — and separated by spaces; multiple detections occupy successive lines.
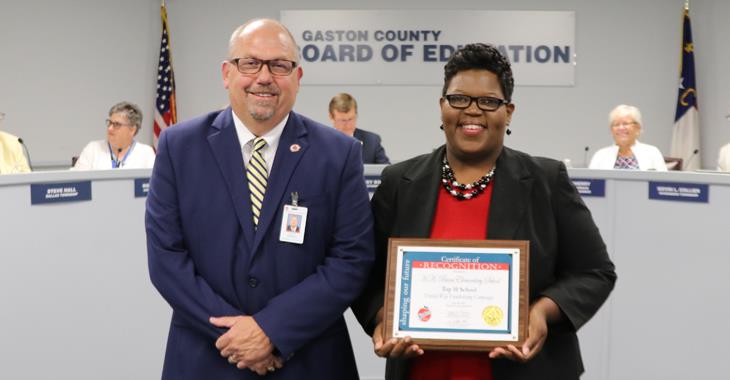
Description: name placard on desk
xmin=649 ymin=181 xmax=709 ymax=203
xmin=30 ymin=181 xmax=92 ymax=205
xmin=365 ymin=175 xmax=381 ymax=196
xmin=571 ymin=178 xmax=606 ymax=197
xmin=134 ymin=178 xmax=150 ymax=198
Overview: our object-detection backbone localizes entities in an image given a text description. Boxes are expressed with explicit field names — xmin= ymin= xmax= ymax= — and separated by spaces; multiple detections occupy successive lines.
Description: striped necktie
xmin=247 ymin=137 xmax=268 ymax=228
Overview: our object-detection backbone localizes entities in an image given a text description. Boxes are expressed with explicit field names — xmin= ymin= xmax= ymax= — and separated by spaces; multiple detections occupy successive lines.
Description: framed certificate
xmin=383 ymin=238 xmax=529 ymax=351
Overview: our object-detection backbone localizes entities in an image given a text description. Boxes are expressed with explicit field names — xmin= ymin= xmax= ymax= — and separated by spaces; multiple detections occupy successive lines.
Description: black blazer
xmin=353 ymin=145 xmax=616 ymax=380
xmin=354 ymin=128 xmax=390 ymax=164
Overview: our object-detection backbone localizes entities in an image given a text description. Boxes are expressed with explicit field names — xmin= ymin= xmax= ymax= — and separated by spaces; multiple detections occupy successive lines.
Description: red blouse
xmin=409 ymin=181 xmax=495 ymax=380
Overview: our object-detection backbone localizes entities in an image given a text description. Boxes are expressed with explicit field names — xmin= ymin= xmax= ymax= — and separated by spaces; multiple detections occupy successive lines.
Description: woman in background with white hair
xmin=589 ymin=104 xmax=667 ymax=170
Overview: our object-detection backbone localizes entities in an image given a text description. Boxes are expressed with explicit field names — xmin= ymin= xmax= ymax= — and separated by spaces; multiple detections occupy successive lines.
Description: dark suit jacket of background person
xmin=352 ymin=145 xmax=616 ymax=380
xmin=146 ymin=108 xmax=374 ymax=380
xmin=353 ymin=128 xmax=390 ymax=164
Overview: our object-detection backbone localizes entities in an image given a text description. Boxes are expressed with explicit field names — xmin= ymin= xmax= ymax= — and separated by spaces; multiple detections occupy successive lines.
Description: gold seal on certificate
xmin=382 ymin=238 xmax=529 ymax=352
xmin=482 ymin=306 xmax=504 ymax=327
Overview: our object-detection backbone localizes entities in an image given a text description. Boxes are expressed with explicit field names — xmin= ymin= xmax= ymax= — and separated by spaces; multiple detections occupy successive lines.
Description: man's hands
xmin=210 ymin=315 xmax=283 ymax=375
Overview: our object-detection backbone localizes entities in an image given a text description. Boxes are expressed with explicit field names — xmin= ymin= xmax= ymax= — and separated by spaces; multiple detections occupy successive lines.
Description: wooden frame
xmin=382 ymin=238 xmax=529 ymax=351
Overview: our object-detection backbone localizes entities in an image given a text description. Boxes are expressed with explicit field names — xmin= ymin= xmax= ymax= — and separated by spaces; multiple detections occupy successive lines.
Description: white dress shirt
xmin=232 ymin=109 xmax=288 ymax=174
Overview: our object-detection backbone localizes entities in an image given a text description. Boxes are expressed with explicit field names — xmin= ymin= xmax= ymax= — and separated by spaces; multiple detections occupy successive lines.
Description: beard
xmin=248 ymin=103 xmax=275 ymax=121
xmin=245 ymin=86 xmax=279 ymax=121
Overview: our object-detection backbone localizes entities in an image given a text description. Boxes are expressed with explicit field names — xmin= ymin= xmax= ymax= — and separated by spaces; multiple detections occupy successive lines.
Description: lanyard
xmin=109 ymin=141 xmax=136 ymax=169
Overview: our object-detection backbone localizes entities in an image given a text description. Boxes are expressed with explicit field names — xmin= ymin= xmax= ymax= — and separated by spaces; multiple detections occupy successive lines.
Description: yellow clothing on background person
xmin=0 ymin=130 xmax=30 ymax=174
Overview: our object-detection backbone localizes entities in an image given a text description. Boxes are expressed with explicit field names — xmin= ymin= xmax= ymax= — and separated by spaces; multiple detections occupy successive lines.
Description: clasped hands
xmin=371 ymin=298 xmax=555 ymax=363
xmin=209 ymin=315 xmax=283 ymax=375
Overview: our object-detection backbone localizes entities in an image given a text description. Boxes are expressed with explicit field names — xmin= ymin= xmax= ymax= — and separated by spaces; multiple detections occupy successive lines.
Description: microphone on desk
xmin=583 ymin=146 xmax=590 ymax=167
xmin=17 ymin=137 xmax=33 ymax=171
xmin=684 ymin=149 xmax=700 ymax=170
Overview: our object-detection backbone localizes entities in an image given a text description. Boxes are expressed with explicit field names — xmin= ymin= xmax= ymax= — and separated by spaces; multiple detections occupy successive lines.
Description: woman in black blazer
xmin=353 ymin=43 xmax=616 ymax=380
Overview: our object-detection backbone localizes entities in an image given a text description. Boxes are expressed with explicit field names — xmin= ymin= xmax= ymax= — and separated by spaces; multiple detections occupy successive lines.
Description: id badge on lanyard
xmin=279 ymin=191 xmax=307 ymax=244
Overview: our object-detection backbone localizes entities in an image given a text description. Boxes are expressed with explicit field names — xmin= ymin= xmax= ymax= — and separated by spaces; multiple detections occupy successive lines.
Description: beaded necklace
xmin=440 ymin=157 xmax=495 ymax=201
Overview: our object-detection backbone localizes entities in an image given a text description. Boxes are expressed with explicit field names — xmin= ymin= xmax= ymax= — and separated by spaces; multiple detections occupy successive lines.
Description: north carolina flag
xmin=153 ymin=4 xmax=177 ymax=149
xmin=671 ymin=6 xmax=701 ymax=170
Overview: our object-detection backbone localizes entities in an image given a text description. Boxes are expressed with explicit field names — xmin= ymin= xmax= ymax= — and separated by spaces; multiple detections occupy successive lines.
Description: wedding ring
xmin=267 ymin=366 xmax=276 ymax=372
xmin=228 ymin=356 xmax=237 ymax=364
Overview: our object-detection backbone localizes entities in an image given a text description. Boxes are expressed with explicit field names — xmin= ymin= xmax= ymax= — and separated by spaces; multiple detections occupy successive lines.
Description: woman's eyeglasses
xmin=444 ymin=94 xmax=510 ymax=112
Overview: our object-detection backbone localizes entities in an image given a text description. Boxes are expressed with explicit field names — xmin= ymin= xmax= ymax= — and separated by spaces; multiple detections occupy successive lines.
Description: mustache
xmin=246 ymin=85 xmax=280 ymax=95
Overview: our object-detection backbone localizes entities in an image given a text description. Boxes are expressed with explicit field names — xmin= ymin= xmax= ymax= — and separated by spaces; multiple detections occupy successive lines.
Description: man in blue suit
xmin=328 ymin=93 xmax=390 ymax=164
xmin=146 ymin=19 xmax=374 ymax=379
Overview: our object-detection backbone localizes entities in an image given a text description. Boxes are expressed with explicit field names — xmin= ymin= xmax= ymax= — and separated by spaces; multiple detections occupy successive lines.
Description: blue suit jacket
xmin=353 ymin=128 xmax=390 ymax=164
xmin=146 ymin=109 xmax=374 ymax=379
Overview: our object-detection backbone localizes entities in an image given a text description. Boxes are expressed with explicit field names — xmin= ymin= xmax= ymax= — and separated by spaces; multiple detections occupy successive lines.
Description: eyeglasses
xmin=444 ymin=94 xmax=510 ymax=112
xmin=611 ymin=121 xmax=638 ymax=128
xmin=106 ymin=119 xmax=133 ymax=129
xmin=229 ymin=58 xmax=298 ymax=76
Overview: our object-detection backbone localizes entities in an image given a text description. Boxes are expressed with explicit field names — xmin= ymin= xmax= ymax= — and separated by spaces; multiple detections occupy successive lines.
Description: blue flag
xmin=670 ymin=7 xmax=701 ymax=170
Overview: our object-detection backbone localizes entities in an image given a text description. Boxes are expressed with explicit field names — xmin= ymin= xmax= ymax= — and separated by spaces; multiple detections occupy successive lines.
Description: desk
xmin=1 ymin=168 xmax=729 ymax=379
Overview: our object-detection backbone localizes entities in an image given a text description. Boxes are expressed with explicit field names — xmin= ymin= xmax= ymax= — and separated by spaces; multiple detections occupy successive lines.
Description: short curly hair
xmin=109 ymin=101 xmax=143 ymax=135
xmin=442 ymin=43 xmax=514 ymax=102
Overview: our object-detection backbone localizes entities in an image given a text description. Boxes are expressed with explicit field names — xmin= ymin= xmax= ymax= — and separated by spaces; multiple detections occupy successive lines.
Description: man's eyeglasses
xmin=229 ymin=58 xmax=298 ymax=76
xmin=444 ymin=94 xmax=510 ymax=112
xmin=106 ymin=119 xmax=133 ymax=129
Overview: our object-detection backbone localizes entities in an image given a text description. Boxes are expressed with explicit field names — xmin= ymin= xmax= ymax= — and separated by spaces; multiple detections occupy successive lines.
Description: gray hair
xmin=227 ymin=18 xmax=301 ymax=62
xmin=608 ymin=104 xmax=643 ymax=128
xmin=109 ymin=101 xmax=143 ymax=135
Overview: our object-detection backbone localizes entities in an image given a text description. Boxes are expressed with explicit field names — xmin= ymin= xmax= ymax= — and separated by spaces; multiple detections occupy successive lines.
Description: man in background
xmin=329 ymin=93 xmax=390 ymax=164
xmin=0 ymin=112 xmax=31 ymax=174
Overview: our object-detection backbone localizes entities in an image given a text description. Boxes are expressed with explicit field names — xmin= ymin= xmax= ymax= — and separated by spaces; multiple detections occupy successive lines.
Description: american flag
xmin=153 ymin=4 xmax=177 ymax=148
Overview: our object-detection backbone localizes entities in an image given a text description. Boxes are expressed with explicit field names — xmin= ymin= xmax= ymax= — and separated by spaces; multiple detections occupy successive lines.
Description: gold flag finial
xmin=684 ymin=0 xmax=689 ymax=11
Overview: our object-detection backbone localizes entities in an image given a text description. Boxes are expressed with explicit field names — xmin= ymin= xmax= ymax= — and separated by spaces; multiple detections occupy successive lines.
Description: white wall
xmin=1 ymin=0 xmax=728 ymax=168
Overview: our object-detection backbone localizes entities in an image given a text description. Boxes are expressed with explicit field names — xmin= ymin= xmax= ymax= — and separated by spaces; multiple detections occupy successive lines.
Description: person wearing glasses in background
xmin=72 ymin=101 xmax=156 ymax=170
xmin=589 ymin=104 xmax=667 ymax=170
xmin=0 ymin=111 xmax=31 ymax=174
xmin=329 ymin=93 xmax=390 ymax=164
xmin=146 ymin=19 xmax=373 ymax=380
xmin=353 ymin=43 xmax=616 ymax=380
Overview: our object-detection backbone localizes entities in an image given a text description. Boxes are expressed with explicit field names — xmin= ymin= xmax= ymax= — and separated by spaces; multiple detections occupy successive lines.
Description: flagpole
xmin=153 ymin=0 xmax=177 ymax=148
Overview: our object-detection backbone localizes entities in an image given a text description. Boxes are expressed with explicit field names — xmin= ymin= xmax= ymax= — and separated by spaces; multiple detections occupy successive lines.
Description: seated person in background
xmin=329 ymin=93 xmax=390 ymax=164
xmin=589 ymin=104 xmax=667 ymax=170
xmin=73 ymin=101 xmax=156 ymax=170
xmin=718 ymin=143 xmax=730 ymax=171
xmin=0 ymin=112 xmax=31 ymax=174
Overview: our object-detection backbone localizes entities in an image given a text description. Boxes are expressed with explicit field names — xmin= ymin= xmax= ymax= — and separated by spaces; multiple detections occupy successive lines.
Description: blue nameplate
xmin=649 ymin=181 xmax=709 ymax=203
xmin=571 ymin=178 xmax=606 ymax=197
xmin=134 ymin=178 xmax=150 ymax=198
xmin=365 ymin=175 xmax=381 ymax=195
xmin=31 ymin=181 xmax=92 ymax=205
